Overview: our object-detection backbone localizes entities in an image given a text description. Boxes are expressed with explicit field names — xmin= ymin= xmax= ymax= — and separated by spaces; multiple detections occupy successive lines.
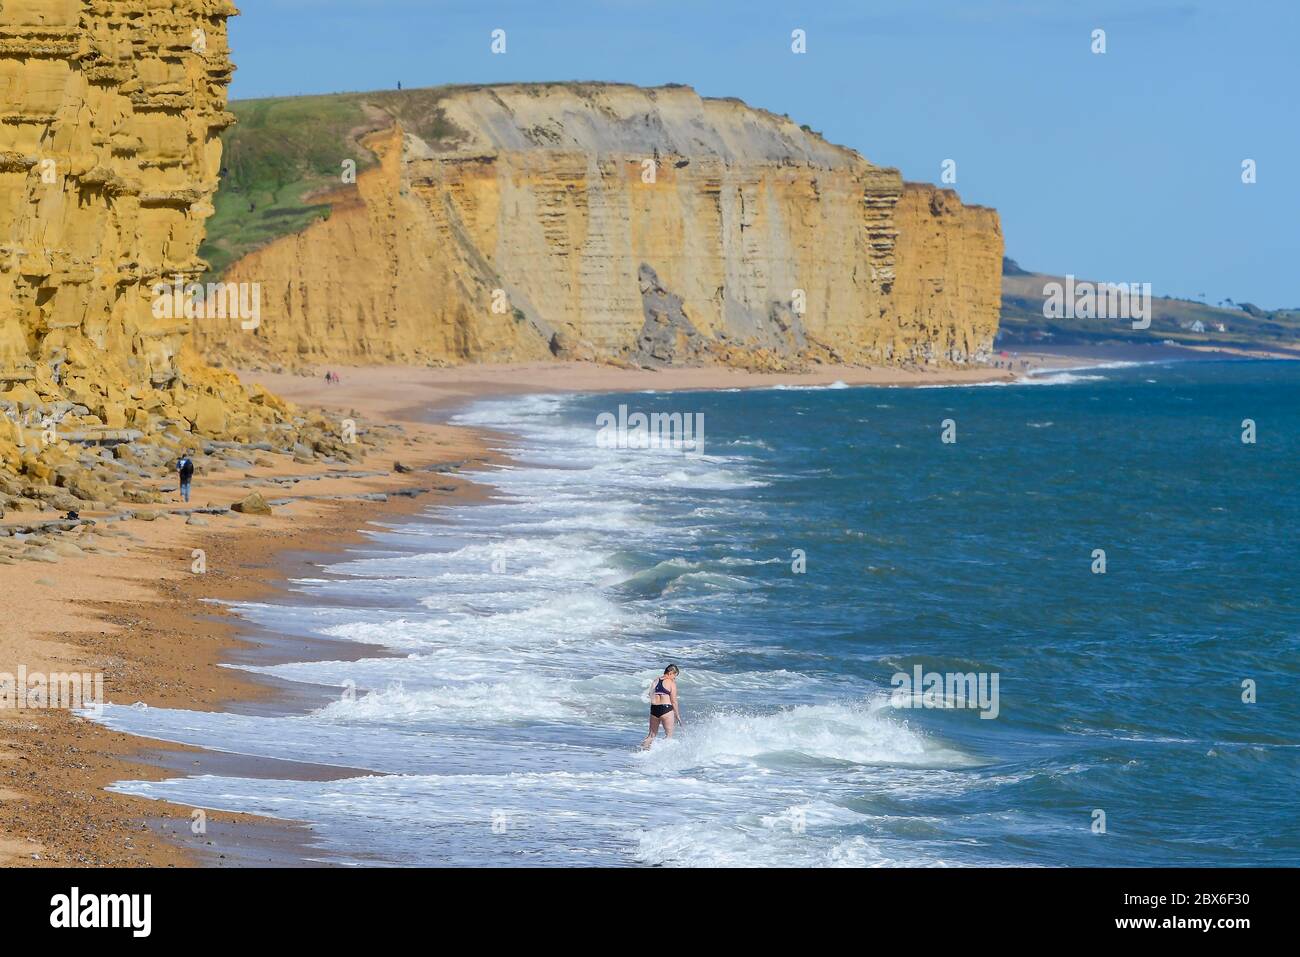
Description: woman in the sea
xmin=640 ymin=664 xmax=682 ymax=748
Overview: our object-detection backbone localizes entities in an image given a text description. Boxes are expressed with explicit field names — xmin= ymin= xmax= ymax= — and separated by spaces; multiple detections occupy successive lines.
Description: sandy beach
xmin=0 ymin=391 xmax=493 ymax=865
xmin=0 ymin=347 xmax=1257 ymax=867
xmin=242 ymin=359 xmax=1032 ymax=417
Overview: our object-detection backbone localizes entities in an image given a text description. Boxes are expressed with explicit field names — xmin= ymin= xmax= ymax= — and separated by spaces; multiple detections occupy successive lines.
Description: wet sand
xmin=242 ymin=359 xmax=1032 ymax=418
xmin=1 ymin=349 xmax=1251 ymax=866
xmin=0 ymin=408 xmax=493 ymax=866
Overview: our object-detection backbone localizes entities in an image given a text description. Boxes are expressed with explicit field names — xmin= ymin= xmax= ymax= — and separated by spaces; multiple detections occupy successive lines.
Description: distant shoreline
xmin=238 ymin=343 xmax=1290 ymax=417
xmin=0 ymin=391 xmax=496 ymax=866
xmin=1 ymin=346 xmax=1287 ymax=866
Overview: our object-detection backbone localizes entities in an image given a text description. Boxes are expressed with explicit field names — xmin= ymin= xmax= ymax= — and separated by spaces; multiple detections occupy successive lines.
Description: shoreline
xmin=0 ymin=404 xmax=497 ymax=866
xmin=241 ymin=342 xmax=1284 ymax=418
xmin=0 ymin=346 xmax=1276 ymax=867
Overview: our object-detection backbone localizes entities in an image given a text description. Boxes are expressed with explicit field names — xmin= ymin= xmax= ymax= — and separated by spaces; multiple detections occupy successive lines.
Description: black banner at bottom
xmin=0 ymin=866 xmax=1279 ymax=942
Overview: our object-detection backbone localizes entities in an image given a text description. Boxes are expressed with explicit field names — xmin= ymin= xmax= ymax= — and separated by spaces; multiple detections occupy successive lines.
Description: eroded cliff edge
xmin=0 ymin=1 xmax=356 ymax=514
xmin=193 ymin=84 xmax=1003 ymax=372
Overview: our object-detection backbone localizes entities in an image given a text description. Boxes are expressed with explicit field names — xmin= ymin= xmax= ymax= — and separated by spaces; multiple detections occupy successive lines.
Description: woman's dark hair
xmin=664 ymin=664 xmax=680 ymax=675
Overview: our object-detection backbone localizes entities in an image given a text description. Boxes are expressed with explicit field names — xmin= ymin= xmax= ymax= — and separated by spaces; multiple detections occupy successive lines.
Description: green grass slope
xmin=200 ymin=81 xmax=842 ymax=279
xmin=200 ymin=88 xmax=463 ymax=277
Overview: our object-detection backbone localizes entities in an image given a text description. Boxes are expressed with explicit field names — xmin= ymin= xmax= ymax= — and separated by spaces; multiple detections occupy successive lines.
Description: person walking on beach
xmin=177 ymin=450 xmax=195 ymax=503
xmin=640 ymin=664 xmax=682 ymax=748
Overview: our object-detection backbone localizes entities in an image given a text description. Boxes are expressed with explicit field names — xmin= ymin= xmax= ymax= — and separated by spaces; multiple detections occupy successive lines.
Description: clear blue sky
xmin=230 ymin=1 xmax=1297 ymax=309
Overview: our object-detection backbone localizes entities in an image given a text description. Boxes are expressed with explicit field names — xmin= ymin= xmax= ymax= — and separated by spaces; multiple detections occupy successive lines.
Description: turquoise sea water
xmin=98 ymin=360 xmax=1299 ymax=866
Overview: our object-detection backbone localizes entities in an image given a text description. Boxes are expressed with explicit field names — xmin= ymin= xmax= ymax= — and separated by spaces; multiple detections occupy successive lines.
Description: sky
xmin=229 ymin=0 xmax=1297 ymax=309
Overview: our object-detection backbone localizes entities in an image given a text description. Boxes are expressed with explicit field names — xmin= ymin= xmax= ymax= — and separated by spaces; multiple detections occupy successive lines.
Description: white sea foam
xmin=90 ymin=389 xmax=988 ymax=867
xmin=915 ymin=371 xmax=1106 ymax=388
xmin=768 ymin=379 xmax=851 ymax=391
xmin=632 ymin=810 xmax=959 ymax=868
xmin=1043 ymin=360 xmax=1152 ymax=373
xmin=637 ymin=702 xmax=973 ymax=773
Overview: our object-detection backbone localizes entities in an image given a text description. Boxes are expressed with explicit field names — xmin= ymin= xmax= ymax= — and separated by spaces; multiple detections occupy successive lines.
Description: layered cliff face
xmin=200 ymin=123 xmax=552 ymax=367
xmin=192 ymin=84 xmax=1003 ymax=371
xmin=0 ymin=0 xmax=309 ymax=507
xmin=893 ymin=183 xmax=1005 ymax=363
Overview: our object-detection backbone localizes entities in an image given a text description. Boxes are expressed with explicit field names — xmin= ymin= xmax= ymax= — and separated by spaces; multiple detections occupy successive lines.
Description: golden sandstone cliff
xmin=0 ymin=1 xmax=357 ymax=515
xmin=0 ymin=8 xmax=1002 ymax=513
xmin=193 ymin=84 xmax=1003 ymax=372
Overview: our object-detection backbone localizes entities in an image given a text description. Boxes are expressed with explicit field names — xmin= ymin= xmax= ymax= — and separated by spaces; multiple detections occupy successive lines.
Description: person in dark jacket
xmin=177 ymin=451 xmax=195 ymax=503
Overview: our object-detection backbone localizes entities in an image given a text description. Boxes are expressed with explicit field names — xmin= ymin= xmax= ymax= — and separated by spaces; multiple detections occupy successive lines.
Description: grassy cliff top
xmin=200 ymin=82 xmax=862 ymax=278
xmin=999 ymin=259 xmax=1300 ymax=354
xmin=201 ymin=87 xmax=463 ymax=277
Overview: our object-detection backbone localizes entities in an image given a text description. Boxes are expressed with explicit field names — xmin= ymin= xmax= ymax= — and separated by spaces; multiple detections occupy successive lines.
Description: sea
xmin=94 ymin=360 xmax=1300 ymax=866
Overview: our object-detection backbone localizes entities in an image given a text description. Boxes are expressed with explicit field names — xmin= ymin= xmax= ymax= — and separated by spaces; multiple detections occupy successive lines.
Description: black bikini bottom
xmin=650 ymin=704 xmax=673 ymax=718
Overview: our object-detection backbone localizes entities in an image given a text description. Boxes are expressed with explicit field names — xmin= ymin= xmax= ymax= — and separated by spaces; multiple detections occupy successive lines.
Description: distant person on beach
xmin=177 ymin=450 xmax=195 ymax=503
xmin=640 ymin=664 xmax=682 ymax=748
